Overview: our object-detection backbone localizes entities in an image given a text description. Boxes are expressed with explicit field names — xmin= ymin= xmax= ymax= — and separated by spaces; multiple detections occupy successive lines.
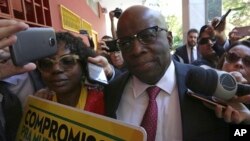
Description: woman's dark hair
xmin=198 ymin=25 xmax=209 ymax=39
xmin=217 ymin=40 xmax=250 ymax=69
xmin=56 ymin=32 xmax=97 ymax=73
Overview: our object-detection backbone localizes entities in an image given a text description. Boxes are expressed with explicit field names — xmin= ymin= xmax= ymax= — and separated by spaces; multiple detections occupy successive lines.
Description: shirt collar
xmin=132 ymin=60 xmax=176 ymax=98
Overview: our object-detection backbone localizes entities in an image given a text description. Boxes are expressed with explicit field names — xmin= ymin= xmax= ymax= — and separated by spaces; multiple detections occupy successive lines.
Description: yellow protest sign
xmin=16 ymin=95 xmax=146 ymax=141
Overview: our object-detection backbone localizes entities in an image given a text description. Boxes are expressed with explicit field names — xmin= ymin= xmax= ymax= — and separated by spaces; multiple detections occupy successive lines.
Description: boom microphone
xmin=185 ymin=67 xmax=250 ymax=100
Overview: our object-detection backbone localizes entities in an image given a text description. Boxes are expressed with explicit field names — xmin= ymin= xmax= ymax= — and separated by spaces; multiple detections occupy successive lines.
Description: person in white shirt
xmin=174 ymin=28 xmax=199 ymax=64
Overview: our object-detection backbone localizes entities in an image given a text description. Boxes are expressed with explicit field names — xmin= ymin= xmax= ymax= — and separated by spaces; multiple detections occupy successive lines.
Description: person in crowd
xmin=104 ymin=5 xmax=232 ymax=141
xmin=198 ymin=17 xmax=229 ymax=58
xmin=109 ymin=50 xmax=126 ymax=72
xmin=208 ymin=40 xmax=250 ymax=124
xmin=35 ymin=32 xmax=114 ymax=115
xmin=191 ymin=17 xmax=229 ymax=68
xmin=217 ymin=40 xmax=250 ymax=83
xmin=0 ymin=19 xmax=42 ymax=141
xmin=192 ymin=37 xmax=219 ymax=68
xmin=173 ymin=28 xmax=199 ymax=64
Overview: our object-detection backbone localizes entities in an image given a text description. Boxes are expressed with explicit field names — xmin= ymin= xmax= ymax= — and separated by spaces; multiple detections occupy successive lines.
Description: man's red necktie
xmin=141 ymin=86 xmax=161 ymax=141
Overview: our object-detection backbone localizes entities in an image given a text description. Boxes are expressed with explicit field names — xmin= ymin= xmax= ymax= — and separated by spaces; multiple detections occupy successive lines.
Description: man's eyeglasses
xmin=37 ymin=54 xmax=80 ymax=72
xmin=225 ymin=52 xmax=250 ymax=67
xmin=117 ymin=26 xmax=168 ymax=52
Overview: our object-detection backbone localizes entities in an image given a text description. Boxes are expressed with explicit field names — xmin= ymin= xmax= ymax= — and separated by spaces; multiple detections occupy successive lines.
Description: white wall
xmin=182 ymin=0 xmax=206 ymax=42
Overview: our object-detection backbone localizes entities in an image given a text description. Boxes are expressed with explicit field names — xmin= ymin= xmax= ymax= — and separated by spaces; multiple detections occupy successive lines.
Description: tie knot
xmin=146 ymin=86 xmax=160 ymax=100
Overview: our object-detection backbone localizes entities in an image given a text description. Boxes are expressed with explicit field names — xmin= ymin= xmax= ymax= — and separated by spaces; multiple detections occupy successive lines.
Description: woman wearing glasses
xmin=35 ymin=32 xmax=113 ymax=115
xmin=218 ymin=40 xmax=250 ymax=83
xmin=214 ymin=40 xmax=250 ymax=124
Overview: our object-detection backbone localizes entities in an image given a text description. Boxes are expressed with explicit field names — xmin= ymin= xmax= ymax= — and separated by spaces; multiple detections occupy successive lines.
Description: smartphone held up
xmin=187 ymin=90 xmax=227 ymax=110
xmin=104 ymin=40 xmax=120 ymax=52
xmin=233 ymin=26 xmax=250 ymax=37
xmin=10 ymin=27 xmax=57 ymax=66
xmin=214 ymin=9 xmax=231 ymax=29
xmin=86 ymin=62 xmax=108 ymax=85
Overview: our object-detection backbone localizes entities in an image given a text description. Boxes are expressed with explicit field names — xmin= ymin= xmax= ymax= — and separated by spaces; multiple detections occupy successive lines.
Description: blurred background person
xmin=217 ymin=40 xmax=250 ymax=83
xmin=192 ymin=37 xmax=219 ymax=69
xmin=198 ymin=16 xmax=228 ymax=58
xmin=174 ymin=28 xmax=199 ymax=64
xmin=109 ymin=50 xmax=126 ymax=72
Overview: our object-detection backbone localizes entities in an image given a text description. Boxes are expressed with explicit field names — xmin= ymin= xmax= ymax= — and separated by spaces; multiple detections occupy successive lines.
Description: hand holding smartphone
xmin=10 ymin=27 xmax=57 ymax=66
xmin=187 ymin=90 xmax=227 ymax=109
xmin=214 ymin=9 xmax=231 ymax=29
xmin=233 ymin=26 xmax=250 ymax=37
xmin=86 ymin=62 xmax=108 ymax=85
xmin=104 ymin=40 xmax=119 ymax=52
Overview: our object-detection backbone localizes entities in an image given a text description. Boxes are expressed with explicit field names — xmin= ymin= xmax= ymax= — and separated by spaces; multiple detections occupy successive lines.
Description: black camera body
xmin=104 ymin=40 xmax=120 ymax=52
xmin=113 ymin=8 xmax=122 ymax=18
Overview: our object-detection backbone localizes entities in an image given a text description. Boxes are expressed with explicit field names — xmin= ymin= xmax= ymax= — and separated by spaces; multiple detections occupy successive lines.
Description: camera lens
xmin=49 ymin=38 xmax=56 ymax=46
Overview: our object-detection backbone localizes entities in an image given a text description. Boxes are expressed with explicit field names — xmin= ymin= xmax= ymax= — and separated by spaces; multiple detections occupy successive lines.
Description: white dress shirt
xmin=116 ymin=61 xmax=182 ymax=141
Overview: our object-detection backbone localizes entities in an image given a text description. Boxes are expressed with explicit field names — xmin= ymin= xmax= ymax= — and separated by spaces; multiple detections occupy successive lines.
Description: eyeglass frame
xmin=225 ymin=52 xmax=250 ymax=67
xmin=37 ymin=54 xmax=80 ymax=72
xmin=116 ymin=26 xmax=168 ymax=52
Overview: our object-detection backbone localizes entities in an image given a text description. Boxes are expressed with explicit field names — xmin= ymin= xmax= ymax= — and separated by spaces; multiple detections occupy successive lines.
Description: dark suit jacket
xmin=104 ymin=60 xmax=229 ymax=141
xmin=174 ymin=45 xmax=201 ymax=64
xmin=174 ymin=45 xmax=190 ymax=64
xmin=0 ymin=70 xmax=45 ymax=141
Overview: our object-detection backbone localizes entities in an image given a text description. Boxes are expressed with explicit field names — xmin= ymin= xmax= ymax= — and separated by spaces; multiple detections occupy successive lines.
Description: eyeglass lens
xmin=226 ymin=52 xmax=250 ymax=67
xmin=38 ymin=55 xmax=79 ymax=71
xmin=118 ymin=26 xmax=160 ymax=51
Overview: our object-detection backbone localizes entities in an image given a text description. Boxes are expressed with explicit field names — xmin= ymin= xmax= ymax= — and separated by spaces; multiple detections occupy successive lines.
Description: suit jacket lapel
xmin=174 ymin=60 xmax=194 ymax=139
xmin=104 ymin=72 xmax=131 ymax=118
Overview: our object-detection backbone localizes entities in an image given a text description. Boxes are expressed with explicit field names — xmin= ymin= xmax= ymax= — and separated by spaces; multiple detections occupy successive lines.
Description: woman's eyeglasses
xmin=225 ymin=52 xmax=250 ymax=67
xmin=37 ymin=54 xmax=79 ymax=72
xmin=117 ymin=26 xmax=168 ymax=52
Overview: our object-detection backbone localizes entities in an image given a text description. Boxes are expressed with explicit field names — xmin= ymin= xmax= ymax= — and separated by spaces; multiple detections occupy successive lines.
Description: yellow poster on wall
xmin=16 ymin=96 xmax=146 ymax=141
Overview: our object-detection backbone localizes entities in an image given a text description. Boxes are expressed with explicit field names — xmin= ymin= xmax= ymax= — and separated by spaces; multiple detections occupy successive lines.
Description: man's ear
xmin=167 ymin=31 xmax=173 ymax=47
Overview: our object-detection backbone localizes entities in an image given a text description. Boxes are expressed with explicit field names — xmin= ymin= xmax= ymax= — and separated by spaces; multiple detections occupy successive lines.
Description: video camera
xmin=112 ymin=8 xmax=122 ymax=18
xmin=104 ymin=40 xmax=120 ymax=52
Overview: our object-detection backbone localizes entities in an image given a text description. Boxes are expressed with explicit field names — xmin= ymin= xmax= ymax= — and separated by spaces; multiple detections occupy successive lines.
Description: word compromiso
xmin=23 ymin=109 xmax=97 ymax=141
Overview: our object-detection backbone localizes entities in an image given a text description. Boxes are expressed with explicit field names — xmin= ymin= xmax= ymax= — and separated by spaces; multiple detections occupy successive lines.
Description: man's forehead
xmin=117 ymin=18 xmax=158 ymax=37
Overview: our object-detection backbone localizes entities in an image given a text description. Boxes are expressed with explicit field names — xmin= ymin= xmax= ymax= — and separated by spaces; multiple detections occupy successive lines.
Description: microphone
xmin=185 ymin=67 xmax=250 ymax=100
